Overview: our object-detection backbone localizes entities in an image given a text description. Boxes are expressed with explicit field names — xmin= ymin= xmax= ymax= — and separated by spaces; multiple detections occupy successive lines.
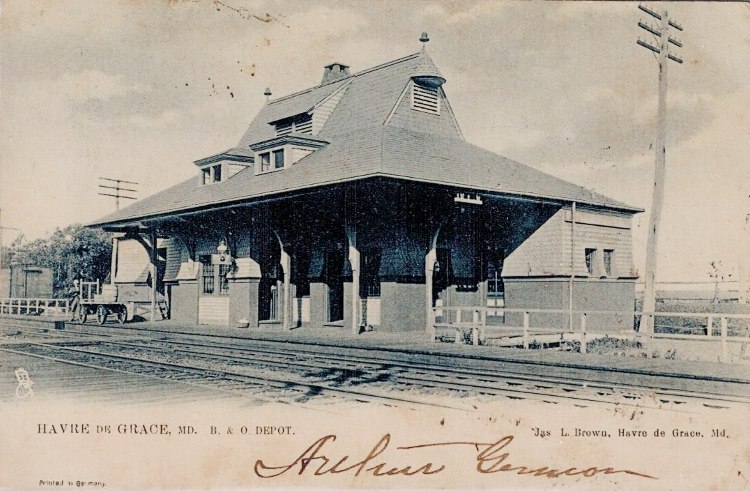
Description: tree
xmin=5 ymin=224 xmax=112 ymax=297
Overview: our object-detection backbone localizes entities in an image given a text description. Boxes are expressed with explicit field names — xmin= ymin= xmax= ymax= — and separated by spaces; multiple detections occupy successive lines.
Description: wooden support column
xmin=425 ymin=223 xmax=442 ymax=339
xmin=149 ymin=229 xmax=158 ymax=322
xmin=272 ymin=231 xmax=292 ymax=330
xmin=346 ymin=226 xmax=360 ymax=334
xmin=569 ymin=201 xmax=576 ymax=332
xmin=280 ymin=247 xmax=292 ymax=330
xmin=110 ymin=234 xmax=121 ymax=283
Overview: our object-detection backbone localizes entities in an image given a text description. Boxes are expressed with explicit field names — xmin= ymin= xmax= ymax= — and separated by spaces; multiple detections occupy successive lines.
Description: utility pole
xmin=636 ymin=4 xmax=683 ymax=335
xmin=0 ymin=208 xmax=21 ymax=272
xmin=740 ymin=212 xmax=749 ymax=304
xmin=98 ymin=177 xmax=138 ymax=211
xmin=0 ymin=208 xmax=21 ymax=297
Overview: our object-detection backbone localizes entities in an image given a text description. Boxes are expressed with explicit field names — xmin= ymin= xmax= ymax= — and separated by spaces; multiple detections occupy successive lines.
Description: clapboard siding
xmin=503 ymin=208 xmax=634 ymax=278
xmin=198 ymin=296 xmax=229 ymax=325
xmin=503 ymin=210 xmax=566 ymax=277
xmin=163 ymin=238 xmax=186 ymax=282
xmin=562 ymin=219 xmax=634 ymax=277
xmin=115 ymin=239 xmax=150 ymax=283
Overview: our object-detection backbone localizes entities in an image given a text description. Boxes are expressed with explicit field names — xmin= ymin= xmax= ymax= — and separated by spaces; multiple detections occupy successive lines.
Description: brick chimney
xmin=321 ymin=62 xmax=350 ymax=85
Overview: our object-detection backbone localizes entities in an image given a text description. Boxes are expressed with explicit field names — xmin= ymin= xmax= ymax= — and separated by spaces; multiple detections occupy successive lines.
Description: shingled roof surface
xmin=91 ymin=52 xmax=640 ymax=227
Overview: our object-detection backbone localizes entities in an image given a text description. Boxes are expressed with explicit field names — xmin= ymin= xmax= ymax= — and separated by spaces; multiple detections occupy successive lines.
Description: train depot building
xmin=91 ymin=43 xmax=642 ymax=335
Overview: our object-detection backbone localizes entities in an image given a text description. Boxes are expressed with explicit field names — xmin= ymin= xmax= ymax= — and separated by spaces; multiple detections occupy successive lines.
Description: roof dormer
xmin=194 ymin=148 xmax=254 ymax=185
xmin=249 ymin=134 xmax=328 ymax=175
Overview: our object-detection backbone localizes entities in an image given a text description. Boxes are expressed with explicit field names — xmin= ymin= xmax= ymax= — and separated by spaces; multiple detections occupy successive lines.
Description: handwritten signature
xmin=255 ymin=434 xmax=656 ymax=480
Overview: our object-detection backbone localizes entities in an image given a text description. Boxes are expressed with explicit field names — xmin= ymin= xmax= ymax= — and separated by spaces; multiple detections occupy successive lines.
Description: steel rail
xmin=4 ymin=318 xmax=749 ymax=408
xmin=1 ymin=342 xmax=463 ymax=411
xmin=149 ymin=337 xmax=750 ymax=403
xmin=91 ymin=338 xmax=749 ymax=410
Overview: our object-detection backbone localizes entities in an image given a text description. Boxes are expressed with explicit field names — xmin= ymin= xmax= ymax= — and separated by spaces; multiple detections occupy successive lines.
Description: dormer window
xmin=201 ymin=164 xmax=224 ymax=185
xmin=251 ymin=134 xmax=328 ymax=175
xmin=260 ymin=153 xmax=270 ymax=172
xmin=258 ymin=149 xmax=286 ymax=173
xmin=273 ymin=149 xmax=285 ymax=169
xmin=411 ymin=82 xmax=440 ymax=115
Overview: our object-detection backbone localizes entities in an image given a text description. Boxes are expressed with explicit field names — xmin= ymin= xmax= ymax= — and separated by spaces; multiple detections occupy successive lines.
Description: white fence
xmin=0 ymin=298 xmax=69 ymax=317
xmin=431 ymin=306 xmax=750 ymax=363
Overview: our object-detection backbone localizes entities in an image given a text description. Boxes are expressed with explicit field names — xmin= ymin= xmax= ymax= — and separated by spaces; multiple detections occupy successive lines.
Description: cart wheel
xmin=116 ymin=307 xmax=127 ymax=324
xmin=96 ymin=305 xmax=108 ymax=325
xmin=77 ymin=308 xmax=88 ymax=324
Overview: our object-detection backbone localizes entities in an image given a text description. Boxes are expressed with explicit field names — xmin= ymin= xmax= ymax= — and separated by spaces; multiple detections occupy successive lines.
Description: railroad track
xmin=0 ymin=341 xmax=464 ymax=410
xmin=2 ymin=317 xmax=749 ymax=411
xmin=96 ymin=336 xmax=750 ymax=411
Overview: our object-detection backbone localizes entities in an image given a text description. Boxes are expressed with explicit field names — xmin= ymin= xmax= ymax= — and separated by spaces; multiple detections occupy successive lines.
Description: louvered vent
xmin=275 ymin=114 xmax=313 ymax=136
xmin=411 ymin=83 xmax=440 ymax=115
xmin=275 ymin=120 xmax=293 ymax=136
xmin=295 ymin=118 xmax=312 ymax=134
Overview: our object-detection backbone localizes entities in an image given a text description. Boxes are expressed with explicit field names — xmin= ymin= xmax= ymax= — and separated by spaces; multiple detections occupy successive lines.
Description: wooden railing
xmin=431 ymin=306 xmax=750 ymax=363
xmin=0 ymin=298 xmax=70 ymax=316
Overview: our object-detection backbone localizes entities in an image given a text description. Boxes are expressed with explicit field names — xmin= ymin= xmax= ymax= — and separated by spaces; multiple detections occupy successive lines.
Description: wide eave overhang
xmin=91 ymin=173 xmax=642 ymax=232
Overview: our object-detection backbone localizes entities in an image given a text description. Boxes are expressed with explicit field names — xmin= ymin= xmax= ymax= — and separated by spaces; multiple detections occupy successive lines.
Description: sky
xmin=0 ymin=0 xmax=748 ymax=283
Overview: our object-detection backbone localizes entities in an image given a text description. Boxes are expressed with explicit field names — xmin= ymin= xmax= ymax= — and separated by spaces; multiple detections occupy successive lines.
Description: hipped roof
xmin=91 ymin=51 xmax=640 ymax=228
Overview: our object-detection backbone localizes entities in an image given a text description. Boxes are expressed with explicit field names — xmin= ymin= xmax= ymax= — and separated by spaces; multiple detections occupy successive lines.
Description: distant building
xmin=0 ymin=264 xmax=53 ymax=299
xmin=91 ymin=40 xmax=642 ymax=333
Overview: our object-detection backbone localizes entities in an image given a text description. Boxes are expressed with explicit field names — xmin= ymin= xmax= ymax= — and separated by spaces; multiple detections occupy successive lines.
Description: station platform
xmin=4 ymin=315 xmax=750 ymax=386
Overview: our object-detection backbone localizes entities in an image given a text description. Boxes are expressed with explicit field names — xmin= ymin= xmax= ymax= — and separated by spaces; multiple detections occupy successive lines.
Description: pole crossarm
xmin=98 ymin=193 xmax=138 ymax=200
xmin=637 ymin=39 xmax=660 ymax=54
xmin=99 ymin=177 xmax=139 ymax=185
xmin=638 ymin=21 xmax=661 ymax=37
xmin=638 ymin=4 xmax=661 ymax=20
xmin=98 ymin=184 xmax=138 ymax=193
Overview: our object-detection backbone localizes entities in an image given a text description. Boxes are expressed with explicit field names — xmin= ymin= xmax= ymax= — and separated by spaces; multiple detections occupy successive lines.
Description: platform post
xmin=425 ymin=247 xmax=437 ymax=339
xmin=280 ymin=247 xmax=292 ymax=330
xmin=580 ymin=312 xmax=587 ymax=354
xmin=149 ymin=229 xmax=158 ymax=322
xmin=720 ymin=316 xmax=728 ymax=363
xmin=472 ymin=311 xmax=479 ymax=346
xmin=346 ymin=226 xmax=360 ymax=334
xmin=523 ymin=311 xmax=530 ymax=349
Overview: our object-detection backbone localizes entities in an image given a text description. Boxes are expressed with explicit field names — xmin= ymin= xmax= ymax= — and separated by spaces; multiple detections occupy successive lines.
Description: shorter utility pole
xmin=740 ymin=212 xmax=750 ymax=304
xmin=0 ymin=208 xmax=21 ymax=272
xmin=636 ymin=4 xmax=684 ymax=336
xmin=98 ymin=177 xmax=138 ymax=211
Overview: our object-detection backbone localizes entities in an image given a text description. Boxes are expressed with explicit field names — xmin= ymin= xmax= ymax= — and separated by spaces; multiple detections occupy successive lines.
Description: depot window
xmin=584 ymin=248 xmax=597 ymax=275
xmin=603 ymin=249 xmax=615 ymax=277
xmin=200 ymin=255 xmax=230 ymax=295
